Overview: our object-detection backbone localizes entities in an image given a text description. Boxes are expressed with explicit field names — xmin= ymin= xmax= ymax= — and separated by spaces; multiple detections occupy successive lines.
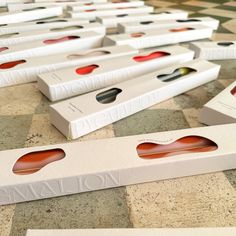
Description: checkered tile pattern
xmin=0 ymin=1 xmax=235 ymax=236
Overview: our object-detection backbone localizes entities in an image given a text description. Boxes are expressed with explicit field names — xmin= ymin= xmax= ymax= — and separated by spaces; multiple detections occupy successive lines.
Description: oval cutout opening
xmin=170 ymin=27 xmax=194 ymax=32
xmin=133 ymin=51 xmax=170 ymax=62
xmin=36 ymin=19 xmax=67 ymax=24
xmin=176 ymin=19 xmax=200 ymax=23
xmin=217 ymin=42 xmax=234 ymax=47
xmin=50 ymin=26 xmax=84 ymax=32
xmin=140 ymin=21 xmax=153 ymax=25
xmin=0 ymin=24 xmax=7 ymax=27
xmin=0 ymin=32 xmax=19 ymax=39
xmin=137 ymin=136 xmax=218 ymax=159
xmin=43 ymin=36 xmax=80 ymax=44
xmin=231 ymin=86 xmax=236 ymax=97
xmin=96 ymin=88 xmax=122 ymax=104
xmin=116 ymin=14 xmax=128 ymax=17
xmin=131 ymin=32 xmax=145 ymax=38
xmin=150 ymin=11 xmax=170 ymax=15
xmin=0 ymin=47 xmax=9 ymax=53
xmin=13 ymin=148 xmax=66 ymax=175
xmin=67 ymin=50 xmax=110 ymax=60
xmin=76 ymin=64 xmax=99 ymax=75
xmin=157 ymin=67 xmax=197 ymax=82
xmin=0 ymin=60 xmax=26 ymax=69
xmin=23 ymin=7 xmax=46 ymax=11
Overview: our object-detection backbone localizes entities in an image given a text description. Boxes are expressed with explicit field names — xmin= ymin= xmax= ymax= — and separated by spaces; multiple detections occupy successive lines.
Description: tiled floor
xmin=0 ymin=0 xmax=236 ymax=236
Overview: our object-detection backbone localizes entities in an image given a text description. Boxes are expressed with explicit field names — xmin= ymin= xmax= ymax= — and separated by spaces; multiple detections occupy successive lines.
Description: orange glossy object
xmin=0 ymin=60 xmax=26 ymax=69
xmin=131 ymin=32 xmax=145 ymax=38
xmin=231 ymin=86 xmax=236 ymax=96
xmin=170 ymin=27 xmax=194 ymax=32
xmin=43 ymin=36 xmax=80 ymax=44
xmin=0 ymin=47 xmax=8 ymax=53
xmin=137 ymin=136 xmax=218 ymax=159
xmin=13 ymin=148 xmax=65 ymax=175
xmin=76 ymin=64 xmax=99 ymax=75
xmin=133 ymin=51 xmax=170 ymax=62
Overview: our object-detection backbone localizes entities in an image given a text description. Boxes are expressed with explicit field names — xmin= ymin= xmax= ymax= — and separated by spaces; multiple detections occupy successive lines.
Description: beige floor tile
xmin=182 ymin=108 xmax=204 ymax=127
xmin=199 ymin=9 xmax=236 ymax=19
xmin=0 ymin=83 xmax=42 ymax=116
xmin=222 ymin=19 xmax=236 ymax=34
xmin=146 ymin=0 xmax=176 ymax=8
xmin=0 ymin=205 xmax=15 ymax=236
xmin=126 ymin=172 xmax=236 ymax=227
xmin=183 ymin=0 xmax=219 ymax=8
xmin=224 ymin=1 xmax=236 ymax=7
xmin=211 ymin=33 xmax=236 ymax=41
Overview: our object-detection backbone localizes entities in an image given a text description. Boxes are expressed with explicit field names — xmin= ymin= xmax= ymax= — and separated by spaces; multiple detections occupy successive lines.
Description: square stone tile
xmin=183 ymin=0 xmax=219 ymax=8
xmin=222 ymin=19 xmax=236 ymax=34
xmin=0 ymin=205 xmax=15 ymax=236
xmin=199 ymin=9 xmax=236 ymax=19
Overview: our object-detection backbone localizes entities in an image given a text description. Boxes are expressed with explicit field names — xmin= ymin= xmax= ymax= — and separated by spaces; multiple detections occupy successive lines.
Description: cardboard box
xmin=0 ymin=123 xmax=234 ymax=205
xmin=97 ymin=9 xmax=188 ymax=28
xmin=199 ymin=81 xmax=236 ymax=125
xmin=118 ymin=17 xmax=219 ymax=33
xmin=104 ymin=24 xmax=213 ymax=49
xmin=38 ymin=45 xmax=194 ymax=101
xmin=0 ymin=18 xmax=89 ymax=35
xmin=26 ymin=228 xmax=236 ymax=236
xmin=0 ymin=45 xmax=137 ymax=88
xmin=69 ymin=6 xmax=154 ymax=20
xmin=68 ymin=0 xmax=144 ymax=11
xmin=0 ymin=23 xmax=105 ymax=46
xmin=7 ymin=2 xmax=91 ymax=11
xmin=189 ymin=41 xmax=236 ymax=60
xmin=0 ymin=31 xmax=104 ymax=63
xmin=0 ymin=6 xmax=63 ymax=24
xmin=50 ymin=59 xmax=220 ymax=139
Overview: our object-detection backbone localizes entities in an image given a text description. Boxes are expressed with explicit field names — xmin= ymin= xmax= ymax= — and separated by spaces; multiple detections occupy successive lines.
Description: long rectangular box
xmin=0 ymin=18 xmax=89 ymax=35
xmin=189 ymin=41 xmax=236 ymax=60
xmin=103 ymin=25 xmax=213 ymax=49
xmin=0 ymin=45 xmax=137 ymax=88
xmin=97 ymin=9 xmax=188 ymax=28
xmin=0 ymin=6 xmax=63 ymax=24
xmin=118 ymin=17 xmax=219 ymax=33
xmin=0 ymin=31 xmax=104 ymax=62
xmin=38 ymin=45 xmax=194 ymax=101
xmin=199 ymin=81 xmax=236 ymax=125
xmin=26 ymin=228 xmax=236 ymax=236
xmin=35 ymin=0 xmax=107 ymax=2
xmin=69 ymin=6 xmax=154 ymax=20
xmin=0 ymin=123 xmax=234 ymax=205
xmin=0 ymin=23 xmax=105 ymax=46
xmin=50 ymin=59 xmax=220 ymax=139
xmin=68 ymin=0 xmax=144 ymax=11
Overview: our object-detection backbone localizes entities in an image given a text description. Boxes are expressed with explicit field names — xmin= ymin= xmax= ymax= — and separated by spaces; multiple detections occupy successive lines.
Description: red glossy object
xmin=137 ymin=136 xmax=218 ymax=159
xmin=0 ymin=60 xmax=26 ymax=69
xmin=43 ymin=36 xmax=80 ymax=44
xmin=0 ymin=47 xmax=8 ymax=53
xmin=76 ymin=64 xmax=99 ymax=75
xmin=131 ymin=32 xmax=145 ymax=38
xmin=170 ymin=27 xmax=194 ymax=32
xmin=231 ymin=86 xmax=236 ymax=96
xmin=13 ymin=148 xmax=65 ymax=175
xmin=133 ymin=51 xmax=170 ymax=62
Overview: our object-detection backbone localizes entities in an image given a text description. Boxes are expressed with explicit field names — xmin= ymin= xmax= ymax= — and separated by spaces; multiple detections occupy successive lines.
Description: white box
xmin=0 ymin=123 xmax=234 ymax=205
xmin=118 ymin=17 xmax=219 ymax=33
xmin=199 ymin=81 xmax=236 ymax=125
xmin=0 ymin=31 xmax=104 ymax=62
xmin=97 ymin=9 xmax=188 ymax=28
xmin=0 ymin=6 xmax=63 ymax=24
xmin=50 ymin=59 xmax=220 ymax=139
xmin=0 ymin=45 xmax=137 ymax=88
xmin=189 ymin=41 xmax=236 ymax=60
xmin=104 ymin=25 xmax=213 ymax=49
xmin=0 ymin=23 xmax=105 ymax=46
xmin=68 ymin=0 xmax=144 ymax=11
xmin=35 ymin=0 xmax=107 ymax=2
xmin=26 ymin=228 xmax=236 ymax=236
xmin=38 ymin=45 xmax=194 ymax=101
xmin=0 ymin=18 xmax=89 ymax=35
xmin=7 ymin=2 xmax=90 ymax=11
xmin=69 ymin=6 xmax=154 ymax=20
